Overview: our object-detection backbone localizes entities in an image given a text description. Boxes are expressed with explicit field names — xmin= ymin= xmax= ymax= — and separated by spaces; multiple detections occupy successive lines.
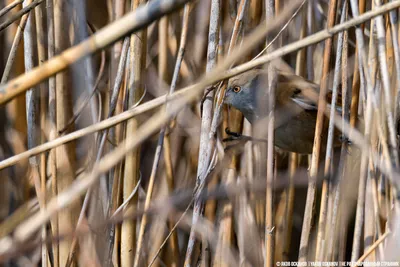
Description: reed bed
xmin=0 ymin=0 xmax=399 ymax=266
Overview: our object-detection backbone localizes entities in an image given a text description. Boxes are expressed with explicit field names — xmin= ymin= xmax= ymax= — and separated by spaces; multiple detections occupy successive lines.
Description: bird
xmin=224 ymin=69 xmax=342 ymax=154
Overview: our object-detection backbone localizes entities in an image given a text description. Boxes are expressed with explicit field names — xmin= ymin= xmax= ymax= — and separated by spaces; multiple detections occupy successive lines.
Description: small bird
xmin=224 ymin=69 xmax=341 ymax=154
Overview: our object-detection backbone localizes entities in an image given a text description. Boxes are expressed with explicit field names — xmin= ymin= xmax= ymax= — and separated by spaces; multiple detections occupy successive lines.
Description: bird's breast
xmin=274 ymin=111 xmax=317 ymax=154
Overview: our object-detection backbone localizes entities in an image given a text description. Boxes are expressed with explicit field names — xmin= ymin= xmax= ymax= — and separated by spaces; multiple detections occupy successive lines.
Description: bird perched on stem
xmin=224 ymin=69 xmax=342 ymax=154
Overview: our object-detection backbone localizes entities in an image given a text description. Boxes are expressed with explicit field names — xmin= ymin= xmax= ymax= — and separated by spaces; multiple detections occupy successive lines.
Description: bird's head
xmin=224 ymin=70 xmax=267 ymax=121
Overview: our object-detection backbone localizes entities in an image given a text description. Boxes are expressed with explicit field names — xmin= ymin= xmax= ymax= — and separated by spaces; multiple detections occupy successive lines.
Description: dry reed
xmin=0 ymin=0 xmax=399 ymax=266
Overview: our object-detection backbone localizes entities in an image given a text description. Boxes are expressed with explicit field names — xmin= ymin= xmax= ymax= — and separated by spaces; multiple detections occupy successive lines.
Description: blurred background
xmin=0 ymin=0 xmax=399 ymax=266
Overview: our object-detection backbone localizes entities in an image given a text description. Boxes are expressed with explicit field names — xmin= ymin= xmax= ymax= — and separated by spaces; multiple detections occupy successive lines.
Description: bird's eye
xmin=232 ymin=86 xmax=241 ymax=93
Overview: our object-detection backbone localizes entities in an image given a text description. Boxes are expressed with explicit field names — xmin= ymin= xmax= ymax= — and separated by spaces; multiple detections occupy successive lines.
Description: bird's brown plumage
xmin=224 ymin=69 xmax=342 ymax=154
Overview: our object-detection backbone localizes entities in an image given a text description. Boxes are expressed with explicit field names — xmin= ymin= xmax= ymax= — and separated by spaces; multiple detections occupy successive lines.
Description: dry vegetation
xmin=0 ymin=0 xmax=400 ymax=266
